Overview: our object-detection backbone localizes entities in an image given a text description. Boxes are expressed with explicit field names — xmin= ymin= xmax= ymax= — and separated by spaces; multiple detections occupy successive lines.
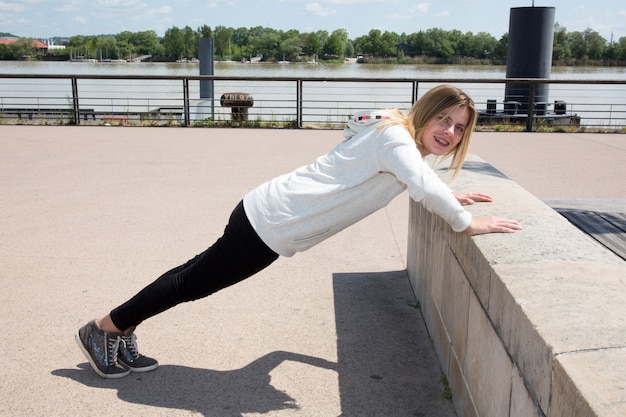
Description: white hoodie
xmin=243 ymin=111 xmax=472 ymax=257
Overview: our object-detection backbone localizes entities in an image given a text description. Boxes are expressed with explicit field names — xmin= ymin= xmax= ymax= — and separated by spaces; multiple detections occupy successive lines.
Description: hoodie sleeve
xmin=377 ymin=125 xmax=472 ymax=232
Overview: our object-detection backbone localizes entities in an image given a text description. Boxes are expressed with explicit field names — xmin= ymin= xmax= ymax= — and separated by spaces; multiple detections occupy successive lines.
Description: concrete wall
xmin=406 ymin=155 xmax=626 ymax=417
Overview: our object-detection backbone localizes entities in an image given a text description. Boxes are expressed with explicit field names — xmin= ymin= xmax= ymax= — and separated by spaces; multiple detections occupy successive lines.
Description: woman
xmin=76 ymin=84 xmax=521 ymax=378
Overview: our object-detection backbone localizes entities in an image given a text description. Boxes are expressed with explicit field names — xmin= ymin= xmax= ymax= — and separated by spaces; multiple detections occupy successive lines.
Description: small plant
xmin=282 ymin=118 xmax=298 ymax=129
xmin=439 ymin=374 xmax=452 ymax=400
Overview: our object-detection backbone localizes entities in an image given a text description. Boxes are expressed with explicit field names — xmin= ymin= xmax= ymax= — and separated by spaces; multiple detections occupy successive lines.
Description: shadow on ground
xmin=53 ymin=271 xmax=455 ymax=417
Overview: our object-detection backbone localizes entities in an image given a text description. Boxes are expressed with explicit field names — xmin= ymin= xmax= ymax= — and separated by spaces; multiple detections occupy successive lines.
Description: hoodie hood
xmin=342 ymin=110 xmax=394 ymax=140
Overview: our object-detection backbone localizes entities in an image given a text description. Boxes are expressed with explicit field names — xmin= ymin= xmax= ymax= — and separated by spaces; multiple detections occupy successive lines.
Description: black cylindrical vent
xmin=504 ymin=7 xmax=555 ymax=115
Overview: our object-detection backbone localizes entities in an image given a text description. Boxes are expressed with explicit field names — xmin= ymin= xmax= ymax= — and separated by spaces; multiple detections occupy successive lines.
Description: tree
xmin=315 ymin=30 xmax=329 ymax=47
xmin=494 ymin=33 xmax=508 ymax=60
xmin=249 ymin=28 xmax=281 ymax=60
xmin=161 ymin=26 xmax=185 ymax=61
xmin=280 ymin=37 xmax=302 ymax=61
xmin=380 ymin=31 xmax=399 ymax=56
xmin=344 ymin=40 xmax=354 ymax=57
xmin=446 ymin=29 xmax=464 ymax=55
xmin=97 ymin=36 xmax=118 ymax=60
xmin=214 ymin=25 xmax=233 ymax=58
xmin=354 ymin=29 xmax=381 ymax=55
xmin=404 ymin=31 xmax=425 ymax=56
xmin=5 ymin=38 xmax=36 ymax=59
xmin=198 ymin=25 xmax=212 ymax=40
xmin=583 ymin=29 xmax=606 ymax=60
xmin=323 ymin=32 xmax=343 ymax=58
xmin=3 ymin=21 xmax=624 ymax=65
xmin=472 ymin=32 xmax=498 ymax=59
xmin=0 ymin=44 xmax=11 ymax=59
xmin=617 ymin=37 xmax=626 ymax=61
xmin=232 ymin=27 xmax=250 ymax=48
xmin=134 ymin=30 xmax=160 ymax=55
xmin=552 ymin=23 xmax=570 ymax=61
xmin=182 ymin=26 xmax=198 ymax=58
xmin=302 ymin=32 xmax=322 ymax=57
xmin=422 ymin=28 xmax=453 ymax=59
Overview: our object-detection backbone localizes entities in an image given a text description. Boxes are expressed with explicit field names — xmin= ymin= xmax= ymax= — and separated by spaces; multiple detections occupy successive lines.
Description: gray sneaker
xmin=118 ymin=329 xmax=159 ymax=372
xmin=75 ymin=320 xmax=131 ymax=379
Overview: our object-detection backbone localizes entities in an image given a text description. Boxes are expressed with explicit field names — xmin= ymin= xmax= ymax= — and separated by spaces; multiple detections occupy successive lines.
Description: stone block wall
xmin=406 ymin=155 xmax=626 ymax=417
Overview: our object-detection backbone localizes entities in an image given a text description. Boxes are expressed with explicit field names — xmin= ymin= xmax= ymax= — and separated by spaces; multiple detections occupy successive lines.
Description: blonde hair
xmin=380 ymin=84 xmax=476 ymax=178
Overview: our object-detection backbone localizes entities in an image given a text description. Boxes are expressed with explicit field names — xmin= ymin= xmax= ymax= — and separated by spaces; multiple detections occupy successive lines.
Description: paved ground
xmin=0 ymin=126 xmax=623 ymax=417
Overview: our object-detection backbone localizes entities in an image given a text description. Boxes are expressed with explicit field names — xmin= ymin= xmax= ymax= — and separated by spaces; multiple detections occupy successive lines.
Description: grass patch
xmin=439 ymin=374 xmax=453 ymax=400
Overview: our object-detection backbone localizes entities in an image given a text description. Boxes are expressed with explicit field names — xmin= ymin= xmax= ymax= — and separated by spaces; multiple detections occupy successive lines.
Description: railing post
xmin=412 ymin=81 xmax=419 ymax=105
xmin=183 ymin=78 xmax=190 ymax=127
xmin=297 ymin=79 xmax=303 ymax=128
xmin=526 ymin=82 xmax=536 ymax=132
xmin=71 ymin=77 xmax=80 ymax=125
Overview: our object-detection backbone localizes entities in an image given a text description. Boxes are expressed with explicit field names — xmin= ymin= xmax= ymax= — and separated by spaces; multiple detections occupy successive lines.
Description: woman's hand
xmin=453 ymin=191 xmax=493 ymax=205
xmin=464 ymin=216 xmax=522 ymax=236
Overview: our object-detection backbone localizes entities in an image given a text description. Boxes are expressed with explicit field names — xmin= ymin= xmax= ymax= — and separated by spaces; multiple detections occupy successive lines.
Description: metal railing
xmin=0 ymin=73 xmax=624 ymax=131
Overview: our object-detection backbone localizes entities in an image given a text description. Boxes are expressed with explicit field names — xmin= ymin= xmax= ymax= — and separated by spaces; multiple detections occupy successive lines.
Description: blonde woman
xmin=76 ymin=84 xmax=521 ymax=378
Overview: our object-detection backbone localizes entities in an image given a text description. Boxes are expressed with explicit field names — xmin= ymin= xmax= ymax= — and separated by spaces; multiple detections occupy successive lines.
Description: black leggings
xmin=110 ymin=201 xmax=279 ymax=331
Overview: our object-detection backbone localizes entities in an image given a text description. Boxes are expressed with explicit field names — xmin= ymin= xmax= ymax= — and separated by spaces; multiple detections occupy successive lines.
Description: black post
xmin=504 ymin=7 xmax=555 ymax=116
xmin=183 ymin=78 xmax=190 ymax=127
xmin=71 ymin=77 xmax=80 ymax=125
xmin=199 ymin=38 xmax=215 ymax=119
xmin=297 ymin=80 xmax=303 ymax=128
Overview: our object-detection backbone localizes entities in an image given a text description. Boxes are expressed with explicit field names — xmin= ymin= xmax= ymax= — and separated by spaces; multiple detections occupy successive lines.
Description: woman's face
xmin=420 ymin=106 xmax=469 ymax=156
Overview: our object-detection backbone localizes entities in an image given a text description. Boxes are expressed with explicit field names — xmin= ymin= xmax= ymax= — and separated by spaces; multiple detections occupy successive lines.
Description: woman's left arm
xmin=452 ymin=192 xmax=493 ymax=205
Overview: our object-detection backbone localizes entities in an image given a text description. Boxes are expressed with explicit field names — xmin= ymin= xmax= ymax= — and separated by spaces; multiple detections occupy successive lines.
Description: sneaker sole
xmin=74 ymin=330 xmax=131 ymax=379
xmin=119 ymin=361 xmax=159 ymax=373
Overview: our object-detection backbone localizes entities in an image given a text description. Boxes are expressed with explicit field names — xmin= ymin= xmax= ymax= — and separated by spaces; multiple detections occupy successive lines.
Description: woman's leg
xmin=109 ymin=200 xmax=278 ymax=330
xmin=77 ymin=201 xmax=278 ymax=377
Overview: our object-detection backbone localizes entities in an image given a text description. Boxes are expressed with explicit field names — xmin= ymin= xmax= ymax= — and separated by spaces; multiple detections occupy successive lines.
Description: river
xmin=1 ymin=60 xmax=625 ymax=79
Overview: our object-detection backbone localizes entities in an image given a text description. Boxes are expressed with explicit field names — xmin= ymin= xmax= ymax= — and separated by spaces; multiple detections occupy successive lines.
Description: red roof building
xmin=0 ymin=38 xmax=49 ymax=51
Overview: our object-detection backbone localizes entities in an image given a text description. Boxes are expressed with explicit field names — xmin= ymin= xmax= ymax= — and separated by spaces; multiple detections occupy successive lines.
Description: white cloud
xmin=413 ymin=3 xmax=429 ymax=15
xmin=54 ymin=0 xmax=81 ymax=13
xmin=305 ymin=2 xmax=336 ymax=17
xmin=74 ymin=15 xmax=88 ymax=24
xmin=434 ymin=10 xmax=449 ymax=18
xmin=206 ymin=0 xmax=234 ymax=9
xmin=96 ymin=0 xmax=144 ymax=7
xmin=0 ymin=2 xmax=26 ymax=12
xmin=16 ymin=17 xmax=30 ymax=25
xmin=148 ymin=5 xmax=172 ymax=15
xmin=326 ymin=0 xmax=388 ymax=3
xmin=94 ymin=0 xmax=151 ymax=20
xmin=387 ymin=2 xmax=429 ymax=21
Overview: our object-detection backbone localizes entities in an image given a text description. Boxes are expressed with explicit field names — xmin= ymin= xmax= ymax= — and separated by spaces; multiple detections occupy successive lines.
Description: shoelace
xmin=120 ymin=333 xmax=140 ymax=359
xmin=106 ymin=335 xmax=123 ymax=365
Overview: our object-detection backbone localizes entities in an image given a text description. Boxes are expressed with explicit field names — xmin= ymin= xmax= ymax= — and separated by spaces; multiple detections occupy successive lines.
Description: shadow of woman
xmin=52 ymin=351 xmax=336 ymax=417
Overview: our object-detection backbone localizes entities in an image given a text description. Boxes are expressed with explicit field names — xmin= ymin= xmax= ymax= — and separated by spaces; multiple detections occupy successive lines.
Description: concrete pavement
xmin=0 ymin=126 xmax=623 ymax=416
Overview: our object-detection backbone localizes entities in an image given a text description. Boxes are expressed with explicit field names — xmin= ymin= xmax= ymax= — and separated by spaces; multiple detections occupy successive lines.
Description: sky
xmin=1 ymin=0 xmax=625 ymax=43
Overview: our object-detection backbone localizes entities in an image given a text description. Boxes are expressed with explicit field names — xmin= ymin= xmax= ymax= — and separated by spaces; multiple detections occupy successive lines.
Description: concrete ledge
xmin=407 ymin=155 xmax=626 ymax=417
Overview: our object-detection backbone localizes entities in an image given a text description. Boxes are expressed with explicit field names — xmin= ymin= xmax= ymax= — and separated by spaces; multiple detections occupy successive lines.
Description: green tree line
xmin=2 ymin=23 xmax=625 ymax=65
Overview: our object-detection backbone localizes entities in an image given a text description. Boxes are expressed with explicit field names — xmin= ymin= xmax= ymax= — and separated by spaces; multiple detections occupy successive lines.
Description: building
xmin=0 ymin=37 xmax=49 ymax=54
